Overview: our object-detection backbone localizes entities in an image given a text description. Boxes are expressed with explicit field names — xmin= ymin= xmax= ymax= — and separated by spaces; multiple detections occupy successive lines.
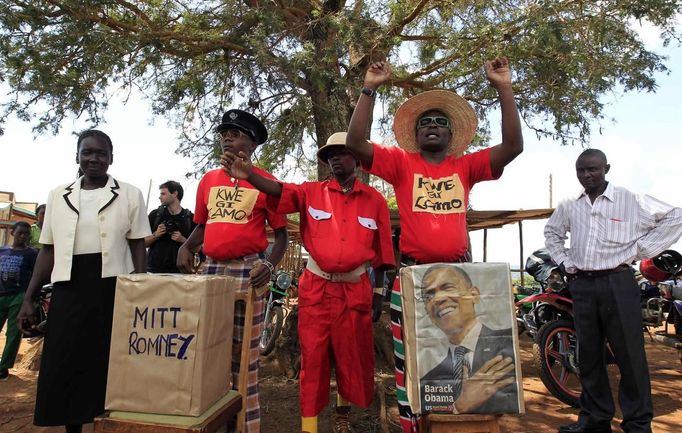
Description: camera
xmin=162 ymin=218 xmax=180 ymax=234
xmin=156 ymin=206 xmax=180 ymax=236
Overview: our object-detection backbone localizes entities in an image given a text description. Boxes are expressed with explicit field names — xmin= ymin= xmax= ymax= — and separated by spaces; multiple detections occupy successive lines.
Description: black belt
xmin=576 ymin=264 xmax=630 ymax=278
xmin=400 ymin=253 xmax=468 ymax=267
xmin=400 ymin=254 xmax=424 ymax=266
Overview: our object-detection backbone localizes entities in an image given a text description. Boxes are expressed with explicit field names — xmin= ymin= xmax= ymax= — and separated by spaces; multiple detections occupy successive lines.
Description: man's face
xmin=218 ymin=127 xmax=257 ymax=157
xmin=422 ymin=268 xmax=480 ymax=337
xmin=326 ymin=147 xmax=357 ymax=178
xmin=416 ymin=110 xmax=453 ymax=153
xmin=36 ymin=208 xmax=45 ymax=225
xmin=158 ymin=188 xmax=177 ymax=206
xmin=12 ymin=226 xmax=30 ymax=248
xmin=575 ymin=154 xmax=609 ymax=192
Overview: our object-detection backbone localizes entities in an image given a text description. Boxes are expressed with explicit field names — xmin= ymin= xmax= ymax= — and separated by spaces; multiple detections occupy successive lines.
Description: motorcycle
xmin=640 ymin=250 xmax=682 ymax=362
xmin=516 ymin=249 xmax=573 ymax=340
xmin=515 ymin=249 xmax=584 ymax=407
xmin=259 ymin=270 xmax=293 ymax=356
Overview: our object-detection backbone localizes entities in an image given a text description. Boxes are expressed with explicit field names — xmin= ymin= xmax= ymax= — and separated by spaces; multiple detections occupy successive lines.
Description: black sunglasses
xmin=417 ymin=116 xmax=451 ymax=129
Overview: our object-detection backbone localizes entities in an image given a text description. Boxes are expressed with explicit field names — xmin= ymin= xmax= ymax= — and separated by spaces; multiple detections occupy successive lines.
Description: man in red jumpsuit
xmin=223 ymin=132 xmax=395 ymax=433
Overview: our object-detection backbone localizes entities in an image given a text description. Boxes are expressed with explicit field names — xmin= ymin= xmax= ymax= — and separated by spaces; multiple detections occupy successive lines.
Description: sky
xmin=1 ymin=20 xmax=681 ymax=268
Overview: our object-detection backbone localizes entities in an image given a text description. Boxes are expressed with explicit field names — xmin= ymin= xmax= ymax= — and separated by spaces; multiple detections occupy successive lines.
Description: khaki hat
xmin=317 ymin=132 xmax=356 ymax=164
xmin=392 ymin=90 xmax=477 ymax=156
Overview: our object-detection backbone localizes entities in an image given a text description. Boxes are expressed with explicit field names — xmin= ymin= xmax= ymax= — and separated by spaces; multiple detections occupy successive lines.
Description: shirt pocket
xmin=308 ymin=206 xmax=332 ymax=238
xmin=357 ymin=216 xmax=378 ymax=230
xmin=357 ymin=216 xmax=378 ymax=245
xmin=602 ymin=218 xmax=635 ymax=245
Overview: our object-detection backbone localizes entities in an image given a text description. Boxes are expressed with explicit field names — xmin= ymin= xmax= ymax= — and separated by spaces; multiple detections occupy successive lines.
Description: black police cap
xmin=215 ymin=109 xmax=268 ymax=145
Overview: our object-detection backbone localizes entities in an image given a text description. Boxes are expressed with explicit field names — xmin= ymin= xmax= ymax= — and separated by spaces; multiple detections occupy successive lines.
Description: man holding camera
xmin=145 ymin=180 xmax=196 ymax=273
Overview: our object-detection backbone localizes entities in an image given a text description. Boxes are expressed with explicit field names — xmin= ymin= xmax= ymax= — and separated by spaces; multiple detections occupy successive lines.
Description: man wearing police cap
xmin=223 ymin=132 xmax=395 ymax=433
xmin=178 ymin=109 xmax=288 ymax=433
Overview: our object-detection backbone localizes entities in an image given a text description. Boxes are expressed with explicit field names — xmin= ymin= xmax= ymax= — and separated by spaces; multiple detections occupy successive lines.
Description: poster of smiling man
xmin=400 ymin=263 xmax=524 ymax=415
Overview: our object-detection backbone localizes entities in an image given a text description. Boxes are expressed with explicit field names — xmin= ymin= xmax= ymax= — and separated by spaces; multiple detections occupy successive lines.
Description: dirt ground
xmin=1 ymin=329 xmax=681 ymax=433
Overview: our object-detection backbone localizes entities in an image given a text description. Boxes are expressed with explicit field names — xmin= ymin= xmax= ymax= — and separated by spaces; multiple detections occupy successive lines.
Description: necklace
xmin=339 ymin=177 xmax=355 ymax=194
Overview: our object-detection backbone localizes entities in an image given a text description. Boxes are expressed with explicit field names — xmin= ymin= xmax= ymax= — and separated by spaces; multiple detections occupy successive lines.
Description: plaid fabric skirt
xmin=200 ymin=253 xmax=266 ymax=433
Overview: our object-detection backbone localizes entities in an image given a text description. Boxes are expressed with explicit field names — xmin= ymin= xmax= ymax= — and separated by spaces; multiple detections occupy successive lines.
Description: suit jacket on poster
xmin=420 ymin=324 xmax=519 ymax=414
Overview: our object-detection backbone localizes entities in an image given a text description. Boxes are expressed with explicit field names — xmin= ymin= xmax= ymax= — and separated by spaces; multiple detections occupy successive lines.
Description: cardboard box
xmin=105 ymin=274 xmax=236 ymax=416
xmin=400 ymin=263 xmax=524 ymax=415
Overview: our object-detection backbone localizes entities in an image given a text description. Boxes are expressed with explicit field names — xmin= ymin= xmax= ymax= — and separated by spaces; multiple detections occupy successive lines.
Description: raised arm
xmin=222 ymin=151 xmax=283 ymax=197
xmin=486 ymin=57 xmax=523 ymax=178
xmin=346 ymin=62 xmax=392 ymax=167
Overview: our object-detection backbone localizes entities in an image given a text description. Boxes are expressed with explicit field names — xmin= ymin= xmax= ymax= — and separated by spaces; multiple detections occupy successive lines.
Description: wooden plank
xmin=420 ymin=414 xmax=501 ymax=433
xmin=94 ymin=394 xmax=242 ymax=433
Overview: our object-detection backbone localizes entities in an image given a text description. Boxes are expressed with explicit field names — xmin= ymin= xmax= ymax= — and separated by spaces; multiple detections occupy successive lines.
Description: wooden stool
xmin=93 ymin=390 xmax=241 ymax=433
xmin=419 ymin=414 xmax=502 ymax=433
xmin=94 ymin=287 xmax=256 ymax=433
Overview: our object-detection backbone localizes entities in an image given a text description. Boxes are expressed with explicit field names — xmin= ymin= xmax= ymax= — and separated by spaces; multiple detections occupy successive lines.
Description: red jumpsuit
xmin=269 ymin=178 xmax=395 ymax=416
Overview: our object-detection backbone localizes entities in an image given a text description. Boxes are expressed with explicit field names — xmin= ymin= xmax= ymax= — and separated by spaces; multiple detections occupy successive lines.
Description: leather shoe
xmin=558 ymin=421 xmax=612 ymax=433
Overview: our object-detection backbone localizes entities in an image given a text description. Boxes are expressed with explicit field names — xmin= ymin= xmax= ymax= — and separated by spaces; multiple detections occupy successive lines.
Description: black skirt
xmin=34 ymin=253 xmax=117 ymax=426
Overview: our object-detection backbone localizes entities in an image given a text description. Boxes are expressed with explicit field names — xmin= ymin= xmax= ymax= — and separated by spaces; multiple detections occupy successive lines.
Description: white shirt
xmin=40 ymin=176 xmax=151 ymax=282
xmin=544 ymin=182 xmax=682 ymax=273
xmin=452 ymin=320 xmax=482 ymax=368
xmin=73 ymin=188 xmax=106 ymax=254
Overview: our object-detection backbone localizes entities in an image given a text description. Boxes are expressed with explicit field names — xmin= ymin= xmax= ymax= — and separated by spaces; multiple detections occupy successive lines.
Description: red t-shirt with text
xmin=194 ymin=168 xmax=287 ymax=261
xmin=366 ymin=144 xmax=498 ymax=262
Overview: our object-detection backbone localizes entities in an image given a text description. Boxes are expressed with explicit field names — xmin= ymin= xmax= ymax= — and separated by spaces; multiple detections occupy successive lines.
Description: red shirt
xmin=194 ymin=168 xmax=287 ymax=261
xmin=270 ymin=179 xmax=395 ymax=273
xmin=366 ymin=144 xmax=498 ymax=262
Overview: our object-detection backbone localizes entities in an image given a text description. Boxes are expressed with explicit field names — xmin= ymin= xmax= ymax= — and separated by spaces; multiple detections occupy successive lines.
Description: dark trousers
xmin=570 ymin=270 xmax=653 ymax=433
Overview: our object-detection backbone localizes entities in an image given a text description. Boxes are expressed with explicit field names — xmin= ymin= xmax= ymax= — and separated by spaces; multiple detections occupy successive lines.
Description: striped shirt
xmin=544 ymin=182 xmax=682 ymax=273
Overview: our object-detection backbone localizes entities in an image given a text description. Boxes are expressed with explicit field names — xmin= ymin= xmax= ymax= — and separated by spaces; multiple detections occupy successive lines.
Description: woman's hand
xmin=17 ymin=299 xmax=36 ymax=335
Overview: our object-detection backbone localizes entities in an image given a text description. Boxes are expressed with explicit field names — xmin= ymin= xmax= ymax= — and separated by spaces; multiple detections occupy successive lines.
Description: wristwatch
xmin=361 ymin=87 xmax=377 ymax=98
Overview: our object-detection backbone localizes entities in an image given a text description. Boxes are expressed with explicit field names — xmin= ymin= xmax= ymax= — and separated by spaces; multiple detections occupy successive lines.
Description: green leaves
xmin=0 ymin=0 xmax=679 ymax=175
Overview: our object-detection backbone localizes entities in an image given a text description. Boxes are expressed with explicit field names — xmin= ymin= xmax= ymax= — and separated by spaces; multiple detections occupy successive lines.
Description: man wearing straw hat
xmin=223 ymin=132 xmax=395 ymax=433
xmin=346 ymin=57 xmax=523 ymax=431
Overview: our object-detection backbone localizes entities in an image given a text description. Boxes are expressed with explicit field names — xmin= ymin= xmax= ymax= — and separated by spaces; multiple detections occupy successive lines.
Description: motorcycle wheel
xmin=259 ymin=306 xmax=284 ymax=356
xmin=533 ymin=320 xmax=581 ymax=408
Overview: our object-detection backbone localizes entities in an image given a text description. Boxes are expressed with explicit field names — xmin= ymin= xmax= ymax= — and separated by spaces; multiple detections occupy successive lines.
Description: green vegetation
xmin=1 ymin=1 xmax=679 ymax=176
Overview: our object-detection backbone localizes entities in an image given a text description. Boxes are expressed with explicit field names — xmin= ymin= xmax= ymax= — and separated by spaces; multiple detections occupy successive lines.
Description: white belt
xmin=306 ymin=257 xmax=368 ymax=283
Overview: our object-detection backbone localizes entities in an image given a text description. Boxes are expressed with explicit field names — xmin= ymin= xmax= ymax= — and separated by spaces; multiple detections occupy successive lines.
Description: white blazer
xmin=40 ymin=175 xmax=151 ymax=283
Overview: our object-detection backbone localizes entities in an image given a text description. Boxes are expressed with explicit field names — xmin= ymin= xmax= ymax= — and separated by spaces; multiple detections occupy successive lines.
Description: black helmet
xmin=525 ymin=248 xmax=559 ymax=283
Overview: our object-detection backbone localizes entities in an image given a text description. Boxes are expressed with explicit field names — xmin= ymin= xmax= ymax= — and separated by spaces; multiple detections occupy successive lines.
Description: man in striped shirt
xmin=544 ymin=149 xmax=682 ymax=433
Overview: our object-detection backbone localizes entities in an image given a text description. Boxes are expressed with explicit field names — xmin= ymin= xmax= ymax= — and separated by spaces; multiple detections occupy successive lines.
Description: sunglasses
xmin=217 ymin=127 xmax=255 ymax=141
xmin=416 ymin=116 xmax=451 ymax=129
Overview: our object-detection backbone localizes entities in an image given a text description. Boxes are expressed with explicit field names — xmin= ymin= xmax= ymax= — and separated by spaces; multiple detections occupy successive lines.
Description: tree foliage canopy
xmin=1 ymin=0 xmax=680 ymax=176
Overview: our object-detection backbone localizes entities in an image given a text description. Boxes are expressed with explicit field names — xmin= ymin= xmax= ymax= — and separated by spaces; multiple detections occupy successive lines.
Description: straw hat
xmin=317 ymin=132 xmax=354 ymax=165
xmin=392 ymin=90 xmax=477 ymax=156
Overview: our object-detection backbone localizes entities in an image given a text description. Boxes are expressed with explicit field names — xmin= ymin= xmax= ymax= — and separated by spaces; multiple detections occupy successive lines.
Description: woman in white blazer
xmin=18 ymin=130 xmax=151 ymax=433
